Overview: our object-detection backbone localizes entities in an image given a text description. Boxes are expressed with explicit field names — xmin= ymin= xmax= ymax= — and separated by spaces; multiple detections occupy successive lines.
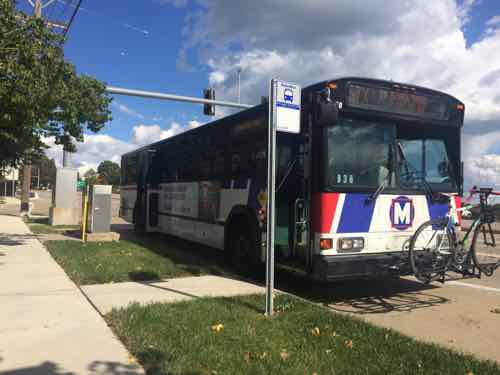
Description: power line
xmin=63 ymin=0 xmax=81 ymax=38
xmin=56 ymin=0 xmax=152 ymax=36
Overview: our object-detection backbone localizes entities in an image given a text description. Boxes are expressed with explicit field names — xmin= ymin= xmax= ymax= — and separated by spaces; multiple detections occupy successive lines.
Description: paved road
xmin=0 ymin=215 xmax=143 ymax=374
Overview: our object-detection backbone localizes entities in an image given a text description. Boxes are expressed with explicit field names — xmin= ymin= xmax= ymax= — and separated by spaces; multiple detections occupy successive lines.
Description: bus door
xmin=275 ymin=134 xmax=307 ymax=266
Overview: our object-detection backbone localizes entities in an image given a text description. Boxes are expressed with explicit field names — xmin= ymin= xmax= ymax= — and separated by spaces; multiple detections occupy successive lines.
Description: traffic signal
xmin=203 ymin=88 xmax=215 ymax=116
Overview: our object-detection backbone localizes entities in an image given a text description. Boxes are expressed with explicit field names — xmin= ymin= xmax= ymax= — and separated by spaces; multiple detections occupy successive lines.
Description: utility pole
xmin=34 ymin=0 xmax=42 ymax=17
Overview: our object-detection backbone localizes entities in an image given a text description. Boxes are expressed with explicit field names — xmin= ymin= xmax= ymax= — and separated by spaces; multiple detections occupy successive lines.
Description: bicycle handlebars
xmin=469 ymin=186 xmax=500 ymax=197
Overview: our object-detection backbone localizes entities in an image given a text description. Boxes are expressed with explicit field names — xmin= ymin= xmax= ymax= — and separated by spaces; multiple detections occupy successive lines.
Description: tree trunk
xmin=20 ymin=161 xmax=31 ymax=215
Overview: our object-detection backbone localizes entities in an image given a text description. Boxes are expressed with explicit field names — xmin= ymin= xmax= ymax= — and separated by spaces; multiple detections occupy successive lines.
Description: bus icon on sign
xmin=283 ymin=88 xmax=293 ymax=103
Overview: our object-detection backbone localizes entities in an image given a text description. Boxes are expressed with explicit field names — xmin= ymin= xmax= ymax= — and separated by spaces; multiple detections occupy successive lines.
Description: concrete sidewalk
xmin=0 ymin=216 xmax=143 ymax=374
xmin=82 ymin=275 xmax=266 ymax=315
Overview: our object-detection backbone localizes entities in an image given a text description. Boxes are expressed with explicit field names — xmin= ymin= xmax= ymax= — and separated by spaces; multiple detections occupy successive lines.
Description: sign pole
xmin=265 ymin=79 xmax=277 ymax=316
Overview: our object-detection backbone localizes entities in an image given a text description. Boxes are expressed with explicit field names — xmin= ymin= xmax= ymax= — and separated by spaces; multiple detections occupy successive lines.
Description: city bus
xmin=120 ymin=77 xmax=464 ymax=281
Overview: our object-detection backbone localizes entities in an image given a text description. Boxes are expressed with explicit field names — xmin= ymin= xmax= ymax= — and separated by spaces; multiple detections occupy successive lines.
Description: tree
xmin=0 ymin=1 xmax=112 ymax=211
xmin=0 ymin=0 xmax=112 ymax=163
xmin=97 ymin=160 xmax=121 ymax=186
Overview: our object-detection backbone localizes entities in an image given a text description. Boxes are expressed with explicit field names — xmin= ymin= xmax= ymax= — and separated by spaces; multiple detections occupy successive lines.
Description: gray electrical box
xmin=89 ymin=185 xmax=112 ymax=233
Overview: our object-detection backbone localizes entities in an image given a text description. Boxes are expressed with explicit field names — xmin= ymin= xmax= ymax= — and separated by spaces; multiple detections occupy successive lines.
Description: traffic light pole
xmin=105 ymin=86 xmax=253 ymax=110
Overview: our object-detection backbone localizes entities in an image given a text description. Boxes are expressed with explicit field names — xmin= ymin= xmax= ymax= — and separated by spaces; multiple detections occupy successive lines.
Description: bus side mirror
xmin=317 ymin=101 xmax=339 ymax=126
xmin=316 ymin=88 xmax=339 ymax=126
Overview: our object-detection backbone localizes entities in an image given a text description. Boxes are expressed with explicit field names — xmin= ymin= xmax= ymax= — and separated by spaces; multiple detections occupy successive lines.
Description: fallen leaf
xmin=280 ymin=350 xmax=289 ymax=361
xmin=127 ymin=354 xmax=137 ymax=364
xmin=344 ymin=339 xmax=353 ymax=349
xmin=211 ymin=323 xmax=224 ymax=333
xmin=243 ymin=352 xmax=250 ymax=364
xmin=311 ymin=327 xmax=321 ymax=336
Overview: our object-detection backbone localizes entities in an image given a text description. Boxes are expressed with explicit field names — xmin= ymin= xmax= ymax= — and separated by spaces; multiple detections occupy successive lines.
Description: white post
xmin=265 ymin=79 xmax=277 ymax=316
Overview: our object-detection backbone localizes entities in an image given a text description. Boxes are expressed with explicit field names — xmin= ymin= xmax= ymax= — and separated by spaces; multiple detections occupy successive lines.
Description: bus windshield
xmin=324 ymin=119 xmax=457 ymax=191
xmin=325 ymin=119 xmax=395 ymax=189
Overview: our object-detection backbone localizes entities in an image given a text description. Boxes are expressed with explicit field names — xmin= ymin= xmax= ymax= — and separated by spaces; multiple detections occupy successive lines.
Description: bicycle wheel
xmin=409 ymin=219 xmax=453 ymax=283
xmin=471 ymin=222 xmax=500 ymax=276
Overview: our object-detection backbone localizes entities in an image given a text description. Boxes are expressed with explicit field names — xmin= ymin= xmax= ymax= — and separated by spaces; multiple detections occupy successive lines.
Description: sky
xmin=19 ymin=0 xmax=500 ymax=189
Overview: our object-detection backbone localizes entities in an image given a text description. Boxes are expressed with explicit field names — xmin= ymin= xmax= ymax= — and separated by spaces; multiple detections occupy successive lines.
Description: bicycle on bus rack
xmin=408 ymin=187 xmax=500 ymax=284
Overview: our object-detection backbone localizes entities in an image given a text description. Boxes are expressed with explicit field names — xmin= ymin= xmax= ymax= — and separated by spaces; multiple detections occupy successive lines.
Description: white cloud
xmin=111 ymin=101 xmax=145 ymax=120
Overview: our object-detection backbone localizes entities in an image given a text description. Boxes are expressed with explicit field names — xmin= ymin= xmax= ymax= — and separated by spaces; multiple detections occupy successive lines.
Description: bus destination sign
xmin=275 ymin=80 xmax=301 ymax=134
xmin=347 ymin=83 xmax=449 ymax=121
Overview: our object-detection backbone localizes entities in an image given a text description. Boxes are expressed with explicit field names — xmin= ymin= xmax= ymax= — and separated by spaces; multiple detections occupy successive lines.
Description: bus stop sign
xmin=275 ymin=80 xmax=301 ymax=134
xmin=265 ymin=79 xmax=301 ymax=317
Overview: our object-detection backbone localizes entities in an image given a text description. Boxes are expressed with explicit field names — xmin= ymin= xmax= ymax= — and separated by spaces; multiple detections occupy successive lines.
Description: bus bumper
xmin=311 ymin=252 xmax=412 ymax=281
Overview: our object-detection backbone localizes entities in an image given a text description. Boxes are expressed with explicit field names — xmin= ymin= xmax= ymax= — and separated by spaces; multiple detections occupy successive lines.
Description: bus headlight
xmin=338 ymin=237 xmax=364 ymax=251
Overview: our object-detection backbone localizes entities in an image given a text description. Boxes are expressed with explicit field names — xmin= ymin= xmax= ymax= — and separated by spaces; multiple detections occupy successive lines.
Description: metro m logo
xmin=390 ymin=196 xmax=414 ymax=230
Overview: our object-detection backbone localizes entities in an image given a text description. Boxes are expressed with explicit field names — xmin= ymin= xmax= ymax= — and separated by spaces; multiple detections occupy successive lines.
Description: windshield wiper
xmin=368 ymin=178 xmax=388 ymax=202
xmin=367 ymin=145 xmax=394 ymax=202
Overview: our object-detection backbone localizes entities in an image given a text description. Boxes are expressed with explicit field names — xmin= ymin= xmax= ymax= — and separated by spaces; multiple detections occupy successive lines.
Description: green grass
xmin=44 ymin=235 xmax=236 ymax=285
xmin=107 ymin=294 xmax=500 ymax=375
xmin=26 ymin=217 xmax=80 ymax=234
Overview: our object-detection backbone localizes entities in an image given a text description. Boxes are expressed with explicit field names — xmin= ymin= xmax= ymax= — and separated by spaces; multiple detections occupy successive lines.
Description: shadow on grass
xmin=135 ymin=348 xmax=202 ymax=375
xmin=128 ymin=271 xmax=160 ymax=281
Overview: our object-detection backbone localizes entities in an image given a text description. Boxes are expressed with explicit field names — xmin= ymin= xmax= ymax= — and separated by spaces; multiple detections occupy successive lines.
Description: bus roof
xmin=304 ymin=76 xmax=464 ymax=106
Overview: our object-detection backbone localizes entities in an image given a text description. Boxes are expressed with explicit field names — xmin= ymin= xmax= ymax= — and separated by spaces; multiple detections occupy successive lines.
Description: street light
xmin=237 ymin=68 xmax=242 ymax=104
